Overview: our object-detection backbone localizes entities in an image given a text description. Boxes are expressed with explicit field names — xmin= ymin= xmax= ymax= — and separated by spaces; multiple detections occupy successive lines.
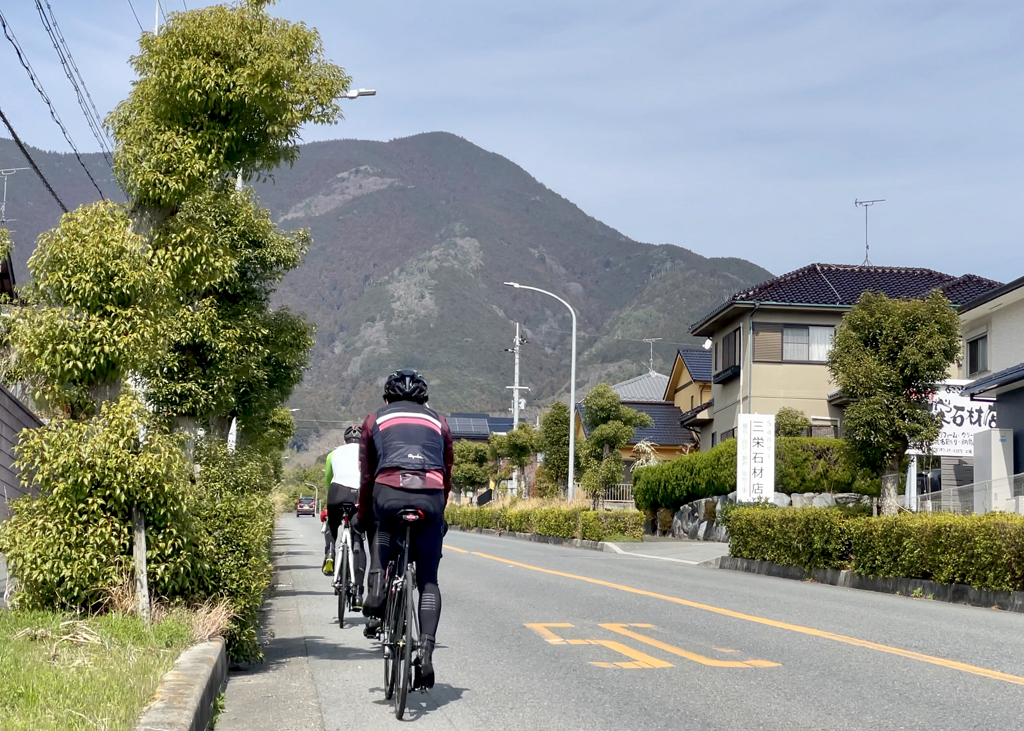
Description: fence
xmin=601 ymin=483 xmax=635 ymax=511
xmin=917 ymin=473 xmax=1024 ymax=515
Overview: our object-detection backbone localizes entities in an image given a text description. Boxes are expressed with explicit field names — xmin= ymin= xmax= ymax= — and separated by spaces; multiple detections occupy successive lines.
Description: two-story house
xmin=961 ymin=274 xmax=1024 ymax=477
xmin=663 ymin=349 xmax=714 ymax=445
xmin=689 ymin=263 xmax=1001 ymax=450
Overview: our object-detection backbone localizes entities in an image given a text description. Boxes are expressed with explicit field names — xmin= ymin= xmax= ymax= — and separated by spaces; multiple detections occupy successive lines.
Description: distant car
xmin=296 ymin=496 xmax=316 ymax=517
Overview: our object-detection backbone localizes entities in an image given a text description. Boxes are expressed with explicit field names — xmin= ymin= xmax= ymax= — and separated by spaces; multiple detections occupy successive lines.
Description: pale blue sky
xmin=2 ymin=1 xmax=1022 ymax=280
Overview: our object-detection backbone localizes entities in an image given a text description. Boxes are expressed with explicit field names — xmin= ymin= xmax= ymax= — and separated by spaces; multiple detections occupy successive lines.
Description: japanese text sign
xmin=908 ymin=380 xmax=997 ymax=458
xmin=737 ymin=413 xmax=775 ymax=503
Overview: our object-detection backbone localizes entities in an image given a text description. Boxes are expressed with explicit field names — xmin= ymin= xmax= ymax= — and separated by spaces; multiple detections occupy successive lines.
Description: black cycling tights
xmin=372 ymin=484 xmax=445 ymax=640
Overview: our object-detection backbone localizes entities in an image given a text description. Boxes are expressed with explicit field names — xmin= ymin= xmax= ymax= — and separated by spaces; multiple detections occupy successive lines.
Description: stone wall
xmin=670 ymin=491 xmax=874 ymax=543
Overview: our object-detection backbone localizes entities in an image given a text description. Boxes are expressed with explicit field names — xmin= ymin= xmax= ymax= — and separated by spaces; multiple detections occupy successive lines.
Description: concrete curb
xmin=450 ymin=524 xmax=623 ymax=553
xmin=717 ymin=555 xmax=1024 ymax=613
xmin=134 ymin=638 xmax=227 ymax=731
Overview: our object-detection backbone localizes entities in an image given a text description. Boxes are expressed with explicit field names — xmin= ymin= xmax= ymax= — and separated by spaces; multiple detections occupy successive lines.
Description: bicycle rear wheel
xmin=394 ymin=569 xmax=415 ymax=720
xmin=337 ymin=549 xmax=349 ymax=628
xmin=383 ymin=578 xmax=400 ymax=700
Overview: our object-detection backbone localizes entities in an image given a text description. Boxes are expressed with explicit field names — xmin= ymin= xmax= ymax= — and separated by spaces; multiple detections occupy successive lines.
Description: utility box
xmin=973 ymin=429 xmax=1014 ymax=514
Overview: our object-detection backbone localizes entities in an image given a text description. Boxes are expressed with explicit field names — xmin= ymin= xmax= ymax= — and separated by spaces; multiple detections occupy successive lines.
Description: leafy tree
xmin=108 ymin=0 xmax=349 ymax=217
xmin=775 ymin=407 xmax=811 ymax=437
xmin=452 ymin=440 xmax=491 ymax=494
xmin=579 ymin=383 xmax=652 ymax=508
xmin=490 ymin=423 xmax=538 ymax=496
xmin=537 ymin=402 xmax=571 ymax=487
xmin=8 ymin=202 xmax=170 ymax=417
xmin=828 ymin=291 xmax=961 ymax=514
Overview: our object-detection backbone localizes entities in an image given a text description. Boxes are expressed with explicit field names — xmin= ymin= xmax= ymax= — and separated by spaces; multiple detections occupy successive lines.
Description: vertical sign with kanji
xmin=737 ymin=413 xmax=775 ymax=503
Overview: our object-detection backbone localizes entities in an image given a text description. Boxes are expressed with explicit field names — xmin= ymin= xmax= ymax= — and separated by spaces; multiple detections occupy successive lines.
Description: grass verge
xmin=0 ymin=609 xmax=194 ymax=731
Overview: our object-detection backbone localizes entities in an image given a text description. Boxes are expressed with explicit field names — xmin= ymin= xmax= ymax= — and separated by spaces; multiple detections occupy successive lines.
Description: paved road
xmin=219 ymin=516 xmax=1024 ymax=730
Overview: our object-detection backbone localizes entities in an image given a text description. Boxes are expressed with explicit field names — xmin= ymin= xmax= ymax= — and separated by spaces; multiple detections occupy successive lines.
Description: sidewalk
xmin=605 ymin=536 xmax=730 ymax=565
xmin=217 ymin=527 xmax=327 ymax=731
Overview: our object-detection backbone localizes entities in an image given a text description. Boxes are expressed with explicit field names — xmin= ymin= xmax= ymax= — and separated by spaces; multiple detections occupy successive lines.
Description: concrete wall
xmin=0 ymin=384 xmax=43 ymax=522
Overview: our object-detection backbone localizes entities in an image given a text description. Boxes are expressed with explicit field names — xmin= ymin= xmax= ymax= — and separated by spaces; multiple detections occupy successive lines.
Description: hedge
xmin=633 ymin=438 xmax=879 ymax=513
xmin=445 ymin=504 xmax=645 ymax=541
xmin=724 ymin=506 xmax=1024 ymax=593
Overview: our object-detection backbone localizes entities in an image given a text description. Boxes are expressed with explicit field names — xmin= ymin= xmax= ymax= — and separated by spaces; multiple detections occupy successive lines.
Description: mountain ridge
xmin=0 ymin=132 xmax=773 ymax=425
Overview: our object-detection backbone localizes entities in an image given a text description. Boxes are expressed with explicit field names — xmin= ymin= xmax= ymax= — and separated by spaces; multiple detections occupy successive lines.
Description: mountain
xmin=0 ymin=133 xmax=772 ymax=425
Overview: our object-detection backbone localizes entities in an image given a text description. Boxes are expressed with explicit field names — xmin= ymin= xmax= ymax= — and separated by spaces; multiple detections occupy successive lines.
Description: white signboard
xmin=737 ymin=413 xmax=775 ymax=503
xmin=909 ymin=380 xmax=998 ymax=458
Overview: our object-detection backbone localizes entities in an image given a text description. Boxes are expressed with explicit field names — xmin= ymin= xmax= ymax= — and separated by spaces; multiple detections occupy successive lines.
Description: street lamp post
xmin=304 ymin=482 xmax=320 ymax=513
xmin=503 ymin=282 xmax=577 ymax=500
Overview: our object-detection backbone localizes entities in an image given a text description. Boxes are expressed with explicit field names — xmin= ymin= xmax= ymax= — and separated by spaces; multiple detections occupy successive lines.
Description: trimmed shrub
xmin=191 ymin=441 xmax=277 ymax=664
xmin=634 ymin=437 xmax=880 ymax=513
xmin=724 ymin=505 xmax=856 ymax=571
xmin=725 ymin=508 xmax=1024 ymax=594
xmin=632 ymin=440 xmax=736 ymax=512
xmin=445 ymin=503 xmax=644 ymax=541
xmin=850 ymin=512 xmax=1024 ymax=593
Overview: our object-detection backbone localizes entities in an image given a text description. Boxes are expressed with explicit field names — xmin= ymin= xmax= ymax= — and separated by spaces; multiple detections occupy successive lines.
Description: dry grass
xmin=186 ymin=600 xmax=234 ymax=643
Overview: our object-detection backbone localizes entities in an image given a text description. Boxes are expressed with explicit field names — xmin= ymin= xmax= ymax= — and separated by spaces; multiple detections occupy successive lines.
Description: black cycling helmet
xmin=383 ymin=368 xmax=429 ymax=404
xmin=343 ymin=425 xmax=361 ymax=443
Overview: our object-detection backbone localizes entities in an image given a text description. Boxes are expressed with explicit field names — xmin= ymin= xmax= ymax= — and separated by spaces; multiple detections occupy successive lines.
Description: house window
xmin=967 ymin=335 xmax=988 ymax=376
xmin=711 ymin=432 xmax=717 ymax=447
xmin=754 ymin=323 xmax=833 ymax=362
xmin=720 ymin=427 xmax=736 ymax=441
xmin=782 ymin=325 xmax=833 ymax=362
xmin=690 ymin=395 xmax=695 ymax=410
xmin=721 ymin=328 xmax=741 ymax=370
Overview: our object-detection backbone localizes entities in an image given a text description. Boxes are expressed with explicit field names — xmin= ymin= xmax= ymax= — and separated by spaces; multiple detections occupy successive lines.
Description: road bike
xmin=332 ymin=501 xmax=360 ymax=628
xmin=380 ymin=508 xmax=422 ymax=720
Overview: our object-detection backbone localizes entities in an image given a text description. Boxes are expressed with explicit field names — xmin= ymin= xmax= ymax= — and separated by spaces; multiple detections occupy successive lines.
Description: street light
xmin=503 ymin=281 xmax=578 ymax=500
xmin=344 ymin=88 xmax=377 ymax=99
xmin=304 ymin=482 xmax=320 ymax=513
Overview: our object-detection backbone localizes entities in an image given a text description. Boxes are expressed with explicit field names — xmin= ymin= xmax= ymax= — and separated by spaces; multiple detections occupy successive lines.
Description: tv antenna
xmin=0 ymin=167 xmax=30 ymax=228
xmin=854 ymin=198 xmax=884 ymax=265
xmin=642 ymin=337 xmax=662 ymax=374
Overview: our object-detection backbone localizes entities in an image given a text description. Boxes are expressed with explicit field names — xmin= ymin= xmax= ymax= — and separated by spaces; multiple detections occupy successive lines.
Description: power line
xmin=181 ymin=0 xmax=189 ymax=10
xmin=0 ymin=9 xmax=106 ymax=200
xmin=34 ymin=0 xmax=114 ymax=168
xmin=126 ymin=0 xmax=145 ymax=32
xmin=0 ymin=105 xmax=68 ymax=214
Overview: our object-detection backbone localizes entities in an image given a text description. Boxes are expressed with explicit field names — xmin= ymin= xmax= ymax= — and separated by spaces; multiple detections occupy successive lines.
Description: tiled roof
xmin=677 ymin=349 xmax=712 ymax=382
xmin=690 ymin=264 xmax=1002 ymax=333
xmin=576 ymin=402 xmax=696 ymax=448
xmin=958 ymin=274 xmax=1024 ymax=314
xmin=679 ymin=398 xmax=713 ymax=425
xmin=963 ymin=361 xmax=1024 ymax=399
xmin=612 ymin=371 xmax=670 ymax=402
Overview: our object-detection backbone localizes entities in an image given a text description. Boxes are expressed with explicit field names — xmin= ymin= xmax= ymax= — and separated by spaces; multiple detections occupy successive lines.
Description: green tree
xmin=828 ymin=291 xmax=961 ymax=514
xmin=775 ymin=407 xmax=811 ymax=437
xmin=537 ymin=402 xmax=571 ymax=487
xmin=452 ymin=440 xmax=491 ymax=494
xmin=491 ymin=423 xmax=538 ymax=496
xmin=579 ymin=384 xmax=652 ymax=508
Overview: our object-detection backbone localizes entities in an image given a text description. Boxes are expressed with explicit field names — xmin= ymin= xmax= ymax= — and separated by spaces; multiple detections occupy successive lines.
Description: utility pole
xmin=0 ymin=167 xmax=30 ymax=228
xmin=855 ymin=198 xmax=884 ymax=265
xmin=505 ymin=322 xmax=529 ymax=427
xmin=642 ymin=337 xmax=662 ymax=374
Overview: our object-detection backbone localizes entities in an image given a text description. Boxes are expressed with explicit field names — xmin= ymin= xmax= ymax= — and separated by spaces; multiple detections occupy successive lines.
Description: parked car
xmin=296 ymin=496 xmax=316 ymax=517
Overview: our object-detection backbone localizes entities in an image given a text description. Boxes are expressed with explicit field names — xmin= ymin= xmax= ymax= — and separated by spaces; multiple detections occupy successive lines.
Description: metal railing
xmin=603 ymin=483 xmax=634 ymax=502
xmin=917 ymin=484 xmax=976 ymax=515
xmin=917 ymin=473 xmax=1024 ymax=515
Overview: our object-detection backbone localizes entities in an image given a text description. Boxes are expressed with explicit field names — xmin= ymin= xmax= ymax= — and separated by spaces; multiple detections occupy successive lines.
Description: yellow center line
xmin=470 ymin=550 xmax=1024 ymax=687
xmin=443 ymin=544 xmax=469 ymax=553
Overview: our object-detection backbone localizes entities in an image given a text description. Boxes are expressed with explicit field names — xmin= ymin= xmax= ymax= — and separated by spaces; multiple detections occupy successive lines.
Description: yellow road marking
xmin=473 ymin=551 xmax=1024 ymax=687
xmin=600 ymin=624 xmax=779 ymax=668
xmin=525 ymin=623 xmax=574 ymax=644
xmin=586 ymin=639 xmax=673 ymax=669
xmin=443 ymin=544 xmax=468 ymax=553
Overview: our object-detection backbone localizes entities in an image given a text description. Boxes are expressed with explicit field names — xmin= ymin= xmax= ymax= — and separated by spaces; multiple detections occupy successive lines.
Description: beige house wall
xmin=961 ymin=292 xmax=1024 ymax=378
xmin=703 ymin=306 xmax=847 ymax=449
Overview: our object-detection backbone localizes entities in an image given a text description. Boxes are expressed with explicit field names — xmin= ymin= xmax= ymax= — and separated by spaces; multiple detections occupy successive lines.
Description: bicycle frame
xmin=333 ymin=515 xmax=357 ymax=588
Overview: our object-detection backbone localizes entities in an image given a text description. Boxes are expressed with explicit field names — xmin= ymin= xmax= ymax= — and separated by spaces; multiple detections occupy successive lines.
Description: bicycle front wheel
xmin=395 ymin=569 xmax=415 ymax=720
xmin=337 ymin=548 xmax=349 ymax=628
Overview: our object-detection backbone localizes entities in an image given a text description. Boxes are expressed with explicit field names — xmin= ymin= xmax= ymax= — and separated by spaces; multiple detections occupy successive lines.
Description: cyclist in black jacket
xmin=356 ymin=369 xmax=453 ymax=690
